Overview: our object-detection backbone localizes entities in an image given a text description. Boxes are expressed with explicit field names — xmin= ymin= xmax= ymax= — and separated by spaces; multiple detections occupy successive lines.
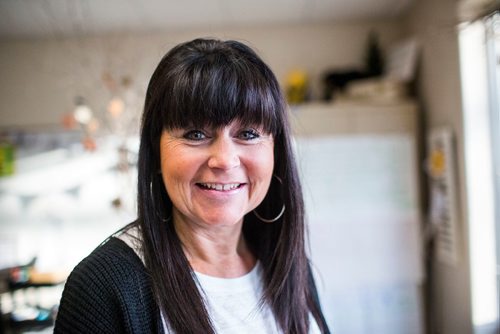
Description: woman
xmin=55 ymin=38 xmax=330 ymax=334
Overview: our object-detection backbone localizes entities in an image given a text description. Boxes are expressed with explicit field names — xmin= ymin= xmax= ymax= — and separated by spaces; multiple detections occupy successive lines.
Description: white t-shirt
xmin=118 ymin=228 xmax=322 ymax=334
xmin=162 ymin=262 xmax=281 ymax=333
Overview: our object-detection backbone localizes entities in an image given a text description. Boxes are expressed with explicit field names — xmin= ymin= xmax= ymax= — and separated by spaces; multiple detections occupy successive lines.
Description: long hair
xmin=137 ymin=38 xmax=329 ymax=333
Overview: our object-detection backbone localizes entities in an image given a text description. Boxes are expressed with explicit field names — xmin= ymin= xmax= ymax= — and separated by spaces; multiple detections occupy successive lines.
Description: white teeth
xmin=223 ymin=184 xmax=237 ymax=191
xmin=200 ymin=183 xmax=240 ymax=191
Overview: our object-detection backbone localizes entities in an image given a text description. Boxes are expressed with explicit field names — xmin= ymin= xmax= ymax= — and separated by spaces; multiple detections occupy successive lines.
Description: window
xmin=459 ymin=11 xmax=500 ymax=333
xmin=485 ymin=11 xmax=500 ymax=332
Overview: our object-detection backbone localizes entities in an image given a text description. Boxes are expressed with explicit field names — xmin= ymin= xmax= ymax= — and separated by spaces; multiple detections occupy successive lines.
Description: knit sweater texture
xmin=54 ymin=237 xmax=164 ymax=333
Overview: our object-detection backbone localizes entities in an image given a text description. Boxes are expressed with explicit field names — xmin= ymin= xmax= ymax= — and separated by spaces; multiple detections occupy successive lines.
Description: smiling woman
xmin=54 ymin=38 xmax=330 ymax=334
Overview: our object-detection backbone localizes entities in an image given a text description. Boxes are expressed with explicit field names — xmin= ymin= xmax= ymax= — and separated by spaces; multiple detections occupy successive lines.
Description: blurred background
xmin=0 ymin=0 xmax=498 ymax=333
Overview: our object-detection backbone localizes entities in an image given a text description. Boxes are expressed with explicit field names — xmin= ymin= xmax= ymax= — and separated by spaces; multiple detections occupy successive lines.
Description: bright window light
xmin=459 ymin=20 xmax=499 ymax=329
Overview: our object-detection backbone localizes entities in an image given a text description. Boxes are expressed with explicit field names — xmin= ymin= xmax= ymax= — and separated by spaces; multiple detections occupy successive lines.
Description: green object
xmin=0 ymin=142 xmax=15 ymax=176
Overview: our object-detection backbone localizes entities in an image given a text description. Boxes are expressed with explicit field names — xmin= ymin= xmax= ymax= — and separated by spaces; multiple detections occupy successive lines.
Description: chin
xmin=197 ymin=213 xmax=245 ymax=227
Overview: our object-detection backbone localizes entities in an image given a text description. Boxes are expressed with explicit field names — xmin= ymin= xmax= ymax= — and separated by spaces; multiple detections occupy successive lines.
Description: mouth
xmin=196 ymin=182 xmax=244 ymax=191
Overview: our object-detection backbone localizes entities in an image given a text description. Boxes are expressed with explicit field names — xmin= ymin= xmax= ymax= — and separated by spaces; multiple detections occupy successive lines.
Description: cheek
xmin=260 ymin=157 xmax=274 ymax=181
xmin=161 ymin=156 xmax=193 ymax=189
xmin=160 ymin=136 xmax=194 ymax=178
xmin=160 ymin=146 xmax=192 ymax=192
xmin=263 ymin=145 xmax=275 ymax=176
xmin=160 ymin=160 xmax=194 ymax=212
xmin=247 ymin=145 xmax=275 ymax=191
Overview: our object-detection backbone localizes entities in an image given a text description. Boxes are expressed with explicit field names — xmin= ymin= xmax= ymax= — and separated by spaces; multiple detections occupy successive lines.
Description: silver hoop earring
xmin=150 ymin=180 xmax=171 ymax=223
xmin=253 ymin=175 xmax=286 ymax=223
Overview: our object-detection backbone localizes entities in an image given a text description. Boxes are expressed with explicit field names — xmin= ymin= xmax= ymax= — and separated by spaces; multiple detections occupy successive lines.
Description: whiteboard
xmin=295 ymin=135 xmax=424 ymax=334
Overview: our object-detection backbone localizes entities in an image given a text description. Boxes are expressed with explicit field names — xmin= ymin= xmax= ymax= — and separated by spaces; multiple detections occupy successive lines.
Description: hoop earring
xmin=150 ymin=180 xmax=171 ymax=223
xmin=253 ymin=175 xmax=286 ymax=223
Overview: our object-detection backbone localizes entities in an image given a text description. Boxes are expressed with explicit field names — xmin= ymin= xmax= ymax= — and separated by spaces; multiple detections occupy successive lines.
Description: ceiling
xmin=0 ymin=0 xmax=415 ymax=39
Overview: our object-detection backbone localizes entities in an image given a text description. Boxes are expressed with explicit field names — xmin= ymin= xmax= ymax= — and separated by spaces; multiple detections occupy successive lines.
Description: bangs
xmin=160 ymin=51 xmax=282 ymax=135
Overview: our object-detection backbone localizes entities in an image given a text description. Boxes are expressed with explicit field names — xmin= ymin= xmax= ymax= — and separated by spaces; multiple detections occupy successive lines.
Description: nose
xmin=207 ymin=136 xmax=240 ymax=170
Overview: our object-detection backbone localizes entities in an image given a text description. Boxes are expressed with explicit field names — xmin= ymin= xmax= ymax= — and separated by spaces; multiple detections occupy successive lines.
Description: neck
xmin=172 ymin=211 xmax=256 ymax=278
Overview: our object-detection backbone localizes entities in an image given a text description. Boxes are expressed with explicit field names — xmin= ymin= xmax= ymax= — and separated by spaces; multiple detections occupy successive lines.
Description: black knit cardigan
xmin=54 ymin=237 xmax=164 ymax=333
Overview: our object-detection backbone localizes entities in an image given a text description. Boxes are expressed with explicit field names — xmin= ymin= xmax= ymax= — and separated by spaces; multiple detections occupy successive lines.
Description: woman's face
xmin=160 ymin=121 xmax=274 ymax=229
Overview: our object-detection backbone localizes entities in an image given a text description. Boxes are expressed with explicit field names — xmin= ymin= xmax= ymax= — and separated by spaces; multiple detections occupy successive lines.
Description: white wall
xmin=0 ymin=21 xmax=405 ymax=127
xmin=404 ymin=0 xmax=474 ymax=333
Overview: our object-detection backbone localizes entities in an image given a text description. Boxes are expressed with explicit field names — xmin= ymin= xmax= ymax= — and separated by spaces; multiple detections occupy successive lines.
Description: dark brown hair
xmin=136 ymin=38 xmax=329 ymax=333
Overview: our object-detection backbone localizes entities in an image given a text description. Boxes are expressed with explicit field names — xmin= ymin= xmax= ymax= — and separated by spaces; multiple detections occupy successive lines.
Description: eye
xmin=238 ymin=129 xmax=260 ymax=141
xmin=183 ymin=130 xmax=207 ymax=141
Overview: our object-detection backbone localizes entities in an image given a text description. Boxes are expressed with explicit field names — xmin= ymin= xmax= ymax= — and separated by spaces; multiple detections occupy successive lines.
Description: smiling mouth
xmin=196 ymin=183 xmax=244 ymax=191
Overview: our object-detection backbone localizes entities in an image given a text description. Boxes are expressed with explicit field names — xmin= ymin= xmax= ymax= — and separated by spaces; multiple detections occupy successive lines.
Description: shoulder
xmin=64 ymin=237 xmax=148 ymax=294
xmin=55 ymin=237 xmax=162 ymax=333
xmin=74 ymin=236 xmax=145 ymax=278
